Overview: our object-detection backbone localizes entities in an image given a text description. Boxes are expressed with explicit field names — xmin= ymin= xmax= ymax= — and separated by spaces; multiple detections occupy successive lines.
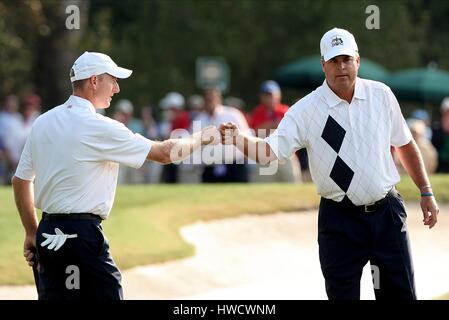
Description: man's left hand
xmin=421 ymin=195 xmax=439 ymax=229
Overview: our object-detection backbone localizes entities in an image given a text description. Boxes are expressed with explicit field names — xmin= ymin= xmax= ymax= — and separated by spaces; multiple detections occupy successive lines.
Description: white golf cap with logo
xmin=320 ymin=28 xmax=359 ymax=62
xmin=70 ymin=51 xmax=133 ymax=82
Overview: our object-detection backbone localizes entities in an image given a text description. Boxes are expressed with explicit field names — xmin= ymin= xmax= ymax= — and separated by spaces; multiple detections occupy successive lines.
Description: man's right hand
xmin=23 ymin=234 xmax=36 ymax=267
xmin=219 ymin=122 xmax=239 ymax=145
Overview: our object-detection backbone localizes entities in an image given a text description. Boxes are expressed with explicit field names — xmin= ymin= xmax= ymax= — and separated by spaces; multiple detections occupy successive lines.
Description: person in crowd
xmin=432 ymin=97 xmax=449 ymax=173
xmin=196 ymin=87 xmax=250 ymax=183
xmin=249 ymin=80 xmax=301 ymax=183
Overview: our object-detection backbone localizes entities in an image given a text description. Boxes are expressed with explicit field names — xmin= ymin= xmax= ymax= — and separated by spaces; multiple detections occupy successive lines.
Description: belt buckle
xmin=364 ymin=203 xmax=376 ymax=213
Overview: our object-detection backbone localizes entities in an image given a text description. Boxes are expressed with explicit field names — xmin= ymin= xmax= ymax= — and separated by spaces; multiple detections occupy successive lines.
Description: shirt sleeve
xmin=264 ymin=112 xmax=306 ymax=161
xmin=387 ymin=88 xmax=412 ymax=147
xmin=81 ymin=119 xmax=153 ymax=168
xmin=14 ymin=135 xmax=35 ymax=181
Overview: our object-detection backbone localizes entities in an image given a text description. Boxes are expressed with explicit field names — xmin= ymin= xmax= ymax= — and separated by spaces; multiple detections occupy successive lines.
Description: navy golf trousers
xmin=318 ymin=189 xmax=416 ymax=300
xmin=35 ymin=213 xmax=123 ymax=300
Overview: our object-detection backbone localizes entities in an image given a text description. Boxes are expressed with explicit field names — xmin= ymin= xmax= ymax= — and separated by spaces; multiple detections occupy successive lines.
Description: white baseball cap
xmin=320 ymin=28 xmax=359 ymax=62
xmin=160 ymin=92 xmax=185 ymax=110
xmin=70 ymin=51 xmax=133 ymax=82
xmin=441 ymin=97 xmax=449 ymax=113
xmin=115 ymin=99 xmax=134 ymax=114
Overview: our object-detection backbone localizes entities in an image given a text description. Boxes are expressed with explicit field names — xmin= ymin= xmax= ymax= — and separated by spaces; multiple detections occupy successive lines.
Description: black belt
xmin=323 ymin=188 xmax=396 ymax=213
xmin=42 ymin=212 xmax=103 ymax=221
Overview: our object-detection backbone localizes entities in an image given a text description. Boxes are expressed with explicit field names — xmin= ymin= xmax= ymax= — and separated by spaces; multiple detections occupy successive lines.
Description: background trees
xmin=1 ymin=0 xmax=448 ymax=112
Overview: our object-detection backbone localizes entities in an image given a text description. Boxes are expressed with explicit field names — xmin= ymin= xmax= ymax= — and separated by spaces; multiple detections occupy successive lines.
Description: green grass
xmin=1 ymin=175 xmax=448 ymax=285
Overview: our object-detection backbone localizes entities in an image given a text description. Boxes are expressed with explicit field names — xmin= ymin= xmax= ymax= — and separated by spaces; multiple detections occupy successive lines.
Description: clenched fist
xmin=219 ymin=122 xmax=239 ymax=145
xmin=200 ymin=125 xmax=221 ymax=146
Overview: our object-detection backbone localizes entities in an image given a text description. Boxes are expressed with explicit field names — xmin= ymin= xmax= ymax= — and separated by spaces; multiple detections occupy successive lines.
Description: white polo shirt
xmin=266 ymin=78 xmax=412 ymax=205
xmin=15 ymin=95 xmax=152 ymax=219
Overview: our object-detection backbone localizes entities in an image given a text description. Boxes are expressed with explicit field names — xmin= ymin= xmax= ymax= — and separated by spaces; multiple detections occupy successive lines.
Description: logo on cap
xmin=70 ymin=68 xmax=75 ymax=78
xmin=331 ymin=36 xmax=343 ymax=47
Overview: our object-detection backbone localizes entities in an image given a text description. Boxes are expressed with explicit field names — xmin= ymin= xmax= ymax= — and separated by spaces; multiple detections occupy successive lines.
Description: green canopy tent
xmin=385 ymin=67 xmax=449 ymax=103
xmin=273 ymin=55 xmax=389 ymax=89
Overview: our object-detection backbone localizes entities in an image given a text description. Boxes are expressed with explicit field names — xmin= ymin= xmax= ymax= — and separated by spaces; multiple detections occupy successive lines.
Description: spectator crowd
xmin=1 ymin=84 xmax=449 ymax=185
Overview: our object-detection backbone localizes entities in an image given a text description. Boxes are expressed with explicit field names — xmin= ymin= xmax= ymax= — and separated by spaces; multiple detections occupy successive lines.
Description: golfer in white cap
xmin=12 ymin=51 xmax=219 ymax=300
xmin=220 ymin=28 xmax=439 ymax=300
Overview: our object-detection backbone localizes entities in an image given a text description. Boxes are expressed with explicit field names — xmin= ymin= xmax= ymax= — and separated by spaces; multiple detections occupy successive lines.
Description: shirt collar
xmin=353 ymin=78 xmax=367 ymax=100
xmin=65 ymin=95 xmax=97 ymax=114
xmin=321 ymin=77 xmax=366 ymax=108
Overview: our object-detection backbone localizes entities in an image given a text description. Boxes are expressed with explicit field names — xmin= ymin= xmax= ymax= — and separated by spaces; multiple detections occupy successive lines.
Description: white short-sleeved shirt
xmin=15 ymin=95 xmax=152 ymax=219
xmin=265 ymin=78 xmax=412 ymax=205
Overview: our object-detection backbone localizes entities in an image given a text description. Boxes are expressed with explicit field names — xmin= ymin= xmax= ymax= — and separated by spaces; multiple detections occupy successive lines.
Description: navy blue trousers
xmin=318 ymin=190 xmax=416 ymax=300
xmin=35 ymin=217 xmax=123 ymax=300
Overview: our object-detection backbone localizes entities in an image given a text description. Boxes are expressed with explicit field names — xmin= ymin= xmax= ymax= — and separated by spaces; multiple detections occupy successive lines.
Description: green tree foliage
xmin=0 ymin=0 xmax=88 ymax=106
xmin=1 ymin=0 xmax=448 ymax=111
xmin=0 ymin=0 xmax=38 ymax=97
